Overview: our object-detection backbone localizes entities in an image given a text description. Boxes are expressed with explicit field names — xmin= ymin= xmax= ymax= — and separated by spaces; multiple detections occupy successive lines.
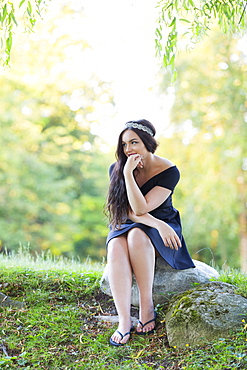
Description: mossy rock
xmin=165 ymin=282 xmax=247 ymax=347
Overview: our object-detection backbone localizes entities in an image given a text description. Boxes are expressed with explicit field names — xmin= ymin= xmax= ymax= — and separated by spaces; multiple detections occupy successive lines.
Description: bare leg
xmin=107 ymin=235 xmax=133 ymax=344
xmin=127 ymin=228 xmax=156 ymax=333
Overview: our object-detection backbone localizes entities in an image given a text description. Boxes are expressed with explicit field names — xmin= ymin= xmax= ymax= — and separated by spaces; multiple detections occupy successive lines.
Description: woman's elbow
xmin=134 ymin=210 xmax=148 ymax=216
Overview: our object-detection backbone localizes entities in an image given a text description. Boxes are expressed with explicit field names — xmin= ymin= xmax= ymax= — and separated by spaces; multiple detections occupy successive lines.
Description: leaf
xmin=171 ymin=69 xmax=177 ymax=82
xmin=30 ymin=17 xmax=36 ymax=26
xmin=132 ymin=349 xmax=145 ymax=359
xmin=169 ymin=32 xmax=177 ymax=41
xmin=11 ymin=13 xmax=18 ymax=26
xmin=170 ymin=53 xmax=175 ymax=66
xmin=169 ymin=17 xmax=176 ymax=27
xmin=19 ymin=0 xmax=26 ymax=8
xmin=27 ymin=1 xmax=32 ymax=16
xmin=163 ymin=2 xmax=173 ymax=12
xmin=163 ymin=54 xmax=168 ymax=67
xmin=155 ymin=39 xmax=162 ymax=53
xmin=156 ymin=27 xmax=162 ymax=40
xmin=6 ymin=33 xmax=12 ymax=53
xmin=179 ymin=18 xmax=191 ymax=23
xmin=2 ymin=4 xmax=8 ymax=22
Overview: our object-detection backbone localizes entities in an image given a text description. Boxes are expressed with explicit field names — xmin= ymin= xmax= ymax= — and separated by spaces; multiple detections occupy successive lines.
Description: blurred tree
xmin=0 ymin=0 xmax=48 ymax=65
xmin=158 ymin=30 xmax=247 ymax=270
xmin=0 ymin=1 xmax=114 ymax=259
xmin=155 ymin=0 xmax=247 ymax=78
xmin=1 ymin=0 xmax=247 ymax=75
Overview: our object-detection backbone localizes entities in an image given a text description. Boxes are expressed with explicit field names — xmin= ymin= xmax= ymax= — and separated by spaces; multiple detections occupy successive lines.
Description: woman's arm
xmin=124 ymin=155 xmax=181 ymax=250
xmin=124 ymin=154 xmax=171 ymax=215
xmin=128 ymin=211 xmax=182 ymax=250
xmin=123 ymin=154 xmax=147 ymax=215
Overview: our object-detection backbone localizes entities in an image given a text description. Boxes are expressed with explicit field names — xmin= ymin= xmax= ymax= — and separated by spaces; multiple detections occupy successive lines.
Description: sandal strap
xmin=116 ymin=330 xmax=131 ymax=339
xmin=138 ymin=317 xmax=155 ymax=329
xmin=138 ymin=311 xmax=157 ymax=329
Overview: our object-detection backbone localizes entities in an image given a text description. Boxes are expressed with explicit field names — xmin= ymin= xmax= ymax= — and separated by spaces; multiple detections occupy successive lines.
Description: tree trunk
xmin=238 ymin=173 xmax=247 ymax=272
xmin=239 ymin=212 xmax=247 ymax=272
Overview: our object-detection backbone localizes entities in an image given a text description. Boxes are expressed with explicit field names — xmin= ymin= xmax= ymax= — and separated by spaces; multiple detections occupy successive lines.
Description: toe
xmin=111 ymin=330 xmax=130 ymax=345
xmin=120 ymin=333 xmax=130 ymax=344
xmin=111 ymin=332 xmax=121 ymax=344
xmin=143 ymin=323 xmax=154 ymax=333
xmin=136 ymin=324 xmax=143 ymax=333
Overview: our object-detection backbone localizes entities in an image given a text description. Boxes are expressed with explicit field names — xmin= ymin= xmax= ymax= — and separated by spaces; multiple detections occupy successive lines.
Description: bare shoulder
xmin=154 ymin=156 xmax=175 ymax=171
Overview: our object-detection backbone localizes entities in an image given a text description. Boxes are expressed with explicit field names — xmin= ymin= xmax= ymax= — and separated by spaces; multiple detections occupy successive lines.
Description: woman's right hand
xmin=123 ymin=154 xmax=143 ymax=176
xmin=156 ymin=220 xmax=182 ymax=250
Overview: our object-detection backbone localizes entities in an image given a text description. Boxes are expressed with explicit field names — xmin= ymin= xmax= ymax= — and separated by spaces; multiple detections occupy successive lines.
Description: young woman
xmin=105 ymin=119 xmax=195 ymax=346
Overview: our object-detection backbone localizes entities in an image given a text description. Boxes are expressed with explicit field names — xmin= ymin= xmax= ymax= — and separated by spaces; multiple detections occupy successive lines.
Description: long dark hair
xmin=105 ymin=119 xmax=158 ymax=229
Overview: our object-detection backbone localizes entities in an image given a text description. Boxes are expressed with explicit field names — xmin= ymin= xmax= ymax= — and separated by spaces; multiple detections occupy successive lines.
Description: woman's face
xmin=121 ymin=129 xmax=148 ymax=158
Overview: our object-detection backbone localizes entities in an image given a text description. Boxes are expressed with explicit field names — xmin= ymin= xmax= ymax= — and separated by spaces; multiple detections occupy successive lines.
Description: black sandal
xmin=136 ymin=311 xmax=157 ymax=335
xmin=109 ymin=326 xmax=134 ymax=346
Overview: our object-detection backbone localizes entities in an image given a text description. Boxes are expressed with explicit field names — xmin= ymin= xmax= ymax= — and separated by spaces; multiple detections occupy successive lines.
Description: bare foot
xmin=136 ymin=306 xmax=156 ymax=334
xmin=110 ymin=321 xmax=133 ymax=345
xmin=110 ymin=330 xmax=131 ymax=345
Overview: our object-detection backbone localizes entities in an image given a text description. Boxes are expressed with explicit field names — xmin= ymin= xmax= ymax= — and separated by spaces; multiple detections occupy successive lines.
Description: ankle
xmin=139 ymin=303 xmax=154 ymax=320
xmin=139 ymin=300 xmax=154 ymax=312
xmin=118 ymin=316 xmax=132 ymax=327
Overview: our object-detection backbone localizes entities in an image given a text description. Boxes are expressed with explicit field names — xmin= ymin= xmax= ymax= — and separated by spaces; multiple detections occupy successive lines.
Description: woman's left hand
xmin=156 ymin=220 xmax=182 ymax=250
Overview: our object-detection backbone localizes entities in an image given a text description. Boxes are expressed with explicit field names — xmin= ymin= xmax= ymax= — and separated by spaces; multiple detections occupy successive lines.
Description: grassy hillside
xmin=0 ymin=249 xmax=246 ymax=369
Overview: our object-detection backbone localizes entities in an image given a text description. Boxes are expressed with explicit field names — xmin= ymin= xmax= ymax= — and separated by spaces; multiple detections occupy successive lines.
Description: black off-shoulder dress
xmin=106 ymin=165 xmax=195 ymax=270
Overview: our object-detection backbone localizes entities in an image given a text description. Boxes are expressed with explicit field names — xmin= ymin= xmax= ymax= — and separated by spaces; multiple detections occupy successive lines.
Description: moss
xmin=168 ymin=288 xmax=220 ymax=324
xmin=170 ymin=295 xmax=192 ymax=316
xmin=169 ymin=292 xmax=200 ymax=323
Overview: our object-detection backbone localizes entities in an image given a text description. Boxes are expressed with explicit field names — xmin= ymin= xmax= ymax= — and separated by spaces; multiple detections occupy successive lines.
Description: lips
xmin=128 ymin=153 xmax=137 ymax=156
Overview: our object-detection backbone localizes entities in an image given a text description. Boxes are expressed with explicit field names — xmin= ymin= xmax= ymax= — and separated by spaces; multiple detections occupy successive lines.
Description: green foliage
xmin=0 ymin=74 xmax=109 ymax=258
xmin=0 ymin=3 xmax=113 ymax=260
xmin=0 ymin=246 xmax=104 ymax=273
xmin=0 ymin=0 xmax=48 ymax=65
xmin=1 ymin=0 xmax=247 ymax=74
xmin=0 ymin=255 xmax=246 ymax=369
xmin=1 ymin=0 xmax=246 ymax=270
xmin=156 ymin=0 xmax=247 ymax=78
xmin=157 ymin=29 xmax=247 ymax=269
xmin=216 ymin=267 xmax=247 ymax=298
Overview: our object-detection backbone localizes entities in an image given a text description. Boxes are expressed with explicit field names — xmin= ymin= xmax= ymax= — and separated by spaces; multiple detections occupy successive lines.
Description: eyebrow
xmin=122 ymin=137 xmax=139 ymax=143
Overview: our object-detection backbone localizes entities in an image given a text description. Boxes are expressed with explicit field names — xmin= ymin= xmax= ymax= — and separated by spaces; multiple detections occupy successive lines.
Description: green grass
xmin=0 ymin=246 xmax=104 ymax=273
xmin=0 ymin=248 xmax=246 ymax=369
xmin=215 ymin=268 xmax=247 ymax=298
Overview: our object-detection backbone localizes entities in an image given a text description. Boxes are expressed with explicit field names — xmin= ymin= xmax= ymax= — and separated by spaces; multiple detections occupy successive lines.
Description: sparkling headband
xmin=125 ymin=122 xmax=154 ymax=137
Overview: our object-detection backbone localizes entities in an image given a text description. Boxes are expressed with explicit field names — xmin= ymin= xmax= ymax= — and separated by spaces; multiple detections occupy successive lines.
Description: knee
xmin=127 ymin=228 xmax=150 ymax=250
xmin=107 ymin=238 xmax=127 ymax=263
